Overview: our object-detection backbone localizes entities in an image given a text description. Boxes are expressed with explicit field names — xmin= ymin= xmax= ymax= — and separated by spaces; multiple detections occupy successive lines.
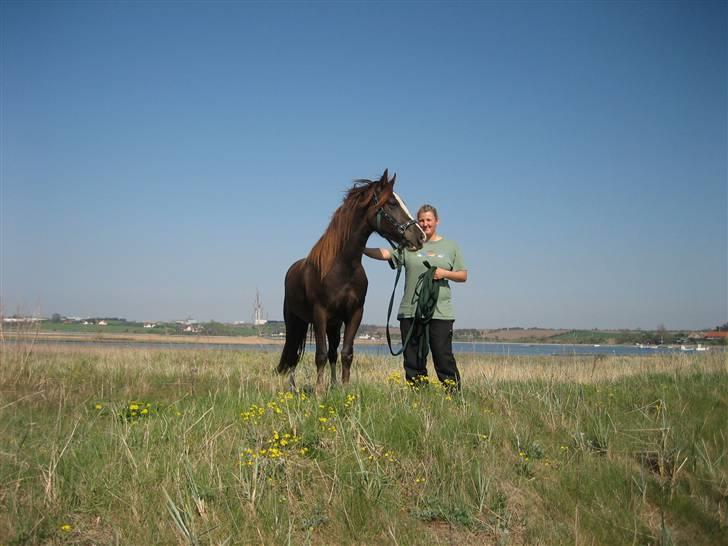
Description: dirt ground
xmin=2 ymin=331 xmax=285 ymax=345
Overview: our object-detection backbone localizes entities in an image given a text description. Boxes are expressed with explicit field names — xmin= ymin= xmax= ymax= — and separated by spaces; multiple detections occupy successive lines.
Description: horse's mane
xmin=306 ymin=180 xmax=377 ymax=279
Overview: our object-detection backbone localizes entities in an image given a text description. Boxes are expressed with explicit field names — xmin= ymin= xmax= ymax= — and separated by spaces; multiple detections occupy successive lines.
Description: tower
xmin=252 ymin=289 xmax=267 ymax=326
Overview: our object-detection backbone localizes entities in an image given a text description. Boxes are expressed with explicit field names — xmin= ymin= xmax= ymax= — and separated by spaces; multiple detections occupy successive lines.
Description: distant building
xmin=2 ymin=316 xmax=44 ymax=323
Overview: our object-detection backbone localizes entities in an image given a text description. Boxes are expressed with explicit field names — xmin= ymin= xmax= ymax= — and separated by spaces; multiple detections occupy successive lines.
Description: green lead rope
xmin=386 ymin=254 xmax=441 ymax=359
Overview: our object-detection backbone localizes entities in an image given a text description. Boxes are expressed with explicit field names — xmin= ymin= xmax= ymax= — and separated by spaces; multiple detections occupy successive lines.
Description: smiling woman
xmin=365 ymin=203 xmax=468 ymax=389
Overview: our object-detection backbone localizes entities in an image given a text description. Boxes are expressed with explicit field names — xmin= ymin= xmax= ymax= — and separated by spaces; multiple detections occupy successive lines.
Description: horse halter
xmin=373 ymin=190 xmax=419 ymax=249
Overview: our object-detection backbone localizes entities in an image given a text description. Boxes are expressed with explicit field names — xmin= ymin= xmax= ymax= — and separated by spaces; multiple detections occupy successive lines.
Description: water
xmin=2 ymin=338 xmax=702 ymax=357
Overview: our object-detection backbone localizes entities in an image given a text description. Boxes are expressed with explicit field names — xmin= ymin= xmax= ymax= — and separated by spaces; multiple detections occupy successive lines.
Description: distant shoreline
xmin=1 ymin=331 xmax=285 ymax=346
xmin=1 ymin=331 xmax=717 ymax=349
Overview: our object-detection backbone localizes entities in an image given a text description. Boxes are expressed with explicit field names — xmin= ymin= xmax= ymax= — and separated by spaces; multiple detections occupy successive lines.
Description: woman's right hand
xmin=364 ymin=248 xmax=391 ymax=260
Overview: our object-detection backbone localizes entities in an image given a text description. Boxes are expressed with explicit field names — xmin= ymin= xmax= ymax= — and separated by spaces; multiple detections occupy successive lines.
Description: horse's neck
xmin=337 ymin=220 xmax=372 ymax=268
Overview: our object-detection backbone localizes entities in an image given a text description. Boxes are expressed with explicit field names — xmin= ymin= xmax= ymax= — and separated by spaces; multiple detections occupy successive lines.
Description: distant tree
xmin=717 ymin=322 xmax=728 ymax=332
xmin=51 ymin=313 xmax=62 ymax=323
xmin=657 ymin=323 xmax=667 ymax=344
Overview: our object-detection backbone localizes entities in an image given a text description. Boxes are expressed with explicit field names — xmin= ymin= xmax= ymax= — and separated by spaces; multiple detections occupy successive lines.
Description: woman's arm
xmin=363 ymin=248 xmax=392 ymax=261
xmin=434 ymin=269 xmax=468 ymax=282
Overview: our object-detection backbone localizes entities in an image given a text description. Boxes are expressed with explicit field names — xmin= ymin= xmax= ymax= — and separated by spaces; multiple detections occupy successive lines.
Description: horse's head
xmin=368 ymin=169 xmax=425 ymax=251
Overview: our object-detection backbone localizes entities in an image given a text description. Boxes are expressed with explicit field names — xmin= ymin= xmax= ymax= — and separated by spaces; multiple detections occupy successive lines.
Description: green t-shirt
xmin=390 ymin=238 xmax=466 ymax=320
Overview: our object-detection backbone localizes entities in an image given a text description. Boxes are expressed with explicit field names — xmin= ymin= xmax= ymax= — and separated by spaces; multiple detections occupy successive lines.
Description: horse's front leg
xmin=312 ymin=306 xmax=329 ymax=394
xmin=341 ymin=306 xmax=364 ymax=385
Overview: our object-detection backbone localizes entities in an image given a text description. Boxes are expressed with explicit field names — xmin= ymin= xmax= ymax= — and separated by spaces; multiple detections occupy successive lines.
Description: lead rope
xmin=386 ymin=251 xmax=441 ymax=359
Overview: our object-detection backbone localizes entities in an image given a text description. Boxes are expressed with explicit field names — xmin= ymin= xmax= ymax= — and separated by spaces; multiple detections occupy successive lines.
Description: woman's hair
xmin=417 ymin=204 xmax=438 ymax=220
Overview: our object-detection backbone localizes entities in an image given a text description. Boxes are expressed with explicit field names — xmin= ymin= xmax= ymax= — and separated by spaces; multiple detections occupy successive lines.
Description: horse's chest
xmin=323 ymin=277 xmax=366 ymax=314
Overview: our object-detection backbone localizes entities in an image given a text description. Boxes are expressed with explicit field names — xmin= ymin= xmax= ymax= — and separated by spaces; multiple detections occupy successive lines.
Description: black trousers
xmin=399 ymin=318 xmax=461 ymax=389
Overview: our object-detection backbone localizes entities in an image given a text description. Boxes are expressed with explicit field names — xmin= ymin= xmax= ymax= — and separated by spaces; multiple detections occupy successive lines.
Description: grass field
xmin=1 ymin=342 xmax=726 ymax=545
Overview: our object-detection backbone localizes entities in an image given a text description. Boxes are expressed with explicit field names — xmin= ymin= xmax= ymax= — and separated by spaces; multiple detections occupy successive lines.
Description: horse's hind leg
xmin=312 ymin=307 xmax=329 ymax=395
xmin=327 ymin=323 xmax=342 ymax=386
xmin=341 ymin=307 xmax=364 ymax=385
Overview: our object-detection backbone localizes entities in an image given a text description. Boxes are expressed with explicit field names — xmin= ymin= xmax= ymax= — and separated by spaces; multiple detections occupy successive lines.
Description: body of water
xmin=3 ymin=338 xmax=715 ymax=357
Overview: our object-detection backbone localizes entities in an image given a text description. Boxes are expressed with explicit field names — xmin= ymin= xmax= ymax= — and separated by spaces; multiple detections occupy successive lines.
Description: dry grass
xmin=1 ymin=342 xmax=726 ymax=545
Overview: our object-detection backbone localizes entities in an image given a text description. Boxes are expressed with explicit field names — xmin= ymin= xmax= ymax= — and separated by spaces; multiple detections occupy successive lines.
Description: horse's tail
xmin=276 ymin=307 xmax=308 ymax=375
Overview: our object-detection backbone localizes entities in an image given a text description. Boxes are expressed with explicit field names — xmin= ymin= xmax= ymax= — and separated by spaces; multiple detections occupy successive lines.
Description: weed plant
xmin=0 ymin=343 xmax=726 ymax=544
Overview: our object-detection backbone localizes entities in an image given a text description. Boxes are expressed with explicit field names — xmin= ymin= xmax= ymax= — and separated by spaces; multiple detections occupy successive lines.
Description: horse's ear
xmin=368 ymin=169 xmax=394 ymax=208
xmin=375 ymin=177 xmax=394 ymax=207
xmin=390 ymin=172 xmax=396 ymax=185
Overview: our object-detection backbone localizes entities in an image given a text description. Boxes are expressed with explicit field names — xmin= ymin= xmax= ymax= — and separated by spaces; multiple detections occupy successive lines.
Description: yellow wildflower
xmin=387 ymin=371 xmax=403 ymax=385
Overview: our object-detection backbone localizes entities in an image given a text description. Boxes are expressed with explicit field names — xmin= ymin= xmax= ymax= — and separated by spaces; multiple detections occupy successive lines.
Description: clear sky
xmin=1 ymin=1 xmax=726 ymax=331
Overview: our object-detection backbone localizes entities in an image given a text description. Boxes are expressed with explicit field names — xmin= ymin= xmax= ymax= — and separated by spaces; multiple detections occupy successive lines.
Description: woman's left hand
xmin=433 ymin=268 xmax=468 ymax=283
xmin=433 ymin=267 xmax=449 ymax=280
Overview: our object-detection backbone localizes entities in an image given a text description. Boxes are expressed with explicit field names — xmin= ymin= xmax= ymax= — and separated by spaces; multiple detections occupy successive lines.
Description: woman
xmin=364 ymin=204 xmax=467 ymax=389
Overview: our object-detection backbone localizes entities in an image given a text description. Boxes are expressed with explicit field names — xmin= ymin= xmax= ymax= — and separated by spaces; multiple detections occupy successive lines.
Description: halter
xmin=373 ymin=191 xmax=419 ymax=249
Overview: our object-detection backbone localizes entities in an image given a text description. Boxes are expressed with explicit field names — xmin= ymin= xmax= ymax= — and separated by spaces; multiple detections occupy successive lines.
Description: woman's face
xmin=418 ymin=211 xmax=439 ymax=240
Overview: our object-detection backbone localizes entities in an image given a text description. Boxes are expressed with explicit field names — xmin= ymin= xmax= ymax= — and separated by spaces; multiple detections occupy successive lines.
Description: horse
xmin=276 ymin=169 xmax=425 ymax=392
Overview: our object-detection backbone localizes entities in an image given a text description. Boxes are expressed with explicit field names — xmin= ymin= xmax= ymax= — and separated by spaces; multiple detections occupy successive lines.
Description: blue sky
xmin=1 ymin=1 xmax=726 ymax=330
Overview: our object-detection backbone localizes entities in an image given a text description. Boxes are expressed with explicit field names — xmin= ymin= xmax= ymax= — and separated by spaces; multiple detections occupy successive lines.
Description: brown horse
xmin=276 ymin=170 xmax=425 ymax=391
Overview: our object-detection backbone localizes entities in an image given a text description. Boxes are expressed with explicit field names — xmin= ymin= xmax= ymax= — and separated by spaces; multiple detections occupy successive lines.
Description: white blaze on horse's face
xmin=392 ymin=192 xmax=413 ymax=219
xmin=393 ymin=192 xmax=426 ymax=242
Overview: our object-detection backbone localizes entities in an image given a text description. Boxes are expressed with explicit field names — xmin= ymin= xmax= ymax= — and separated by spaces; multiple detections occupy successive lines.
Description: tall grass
xmin=1 ymin=343 xmax=726 ymax=544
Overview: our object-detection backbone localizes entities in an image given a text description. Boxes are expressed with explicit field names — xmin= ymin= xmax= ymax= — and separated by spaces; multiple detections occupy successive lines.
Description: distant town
xmin=2 ymin=313 xmax=727 ymax=347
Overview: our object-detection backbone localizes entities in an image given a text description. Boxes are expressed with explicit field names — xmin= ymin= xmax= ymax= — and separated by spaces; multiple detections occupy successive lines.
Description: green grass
xmin=33 ymin=320 xmax=264 ymax=337
xmin=1 ymin=344 xmax=726 ymax=544
xmin=547 ymin=329 xmax=684 ymax=346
